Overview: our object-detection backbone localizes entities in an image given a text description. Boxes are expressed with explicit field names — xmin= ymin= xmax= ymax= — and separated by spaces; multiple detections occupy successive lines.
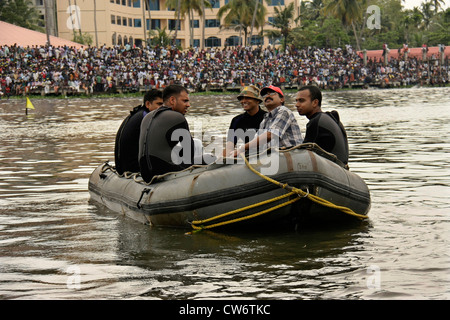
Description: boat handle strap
xmin=137 ymin=188 xmax=151 ymax=209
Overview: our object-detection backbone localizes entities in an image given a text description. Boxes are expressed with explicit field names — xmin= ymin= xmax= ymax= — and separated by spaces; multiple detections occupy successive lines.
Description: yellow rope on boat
xmin=191 ymin=191 xmax=300 ymax=230
xmin=190 ymin=153 xmax=368 ymax=232
xmin=239 ymin=153 xmax=369 ymax=220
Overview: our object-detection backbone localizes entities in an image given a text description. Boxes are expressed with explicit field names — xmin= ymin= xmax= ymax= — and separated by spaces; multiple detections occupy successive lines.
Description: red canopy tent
xmin=358 ymin=46 xmax=449 ymax=61
xmin=0 ymin=20 xmax=84 ymax=49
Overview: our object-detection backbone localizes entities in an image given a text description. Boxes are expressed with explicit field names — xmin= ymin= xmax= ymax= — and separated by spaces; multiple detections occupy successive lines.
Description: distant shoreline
xmin=1 ymin=83 xmax=448 ymax=101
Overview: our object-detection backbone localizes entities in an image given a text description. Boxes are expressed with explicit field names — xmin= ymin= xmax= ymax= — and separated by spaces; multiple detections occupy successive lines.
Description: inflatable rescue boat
xmin=88 ymin=144 xmax=371 ymax=231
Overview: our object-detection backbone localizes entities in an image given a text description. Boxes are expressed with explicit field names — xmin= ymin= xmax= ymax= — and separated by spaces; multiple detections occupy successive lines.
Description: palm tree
xmin=43 ymin=0 xmax=51 ymax=45
xmin=402 ymin=8 xmax=423 ymax=44
xmin=323 ymin=0 xmax=363 ymax=50
xmin=265 ymin=3 xmax=295 ymax=50
xmin=420 ymin=1 xmax=434 ymax=29
xmin=149 ymin=27 xmax=172 ymax=46
xmin=73 ymin=0 xmax=82 ymax=38
xmin=217 ymin=0 xmax=267 ymax=46
xmin=300 ymin=0 xmax=324 ymax=21
xmin=94 ymin=0 xmax=98 ymax=47
xmin=166 ymin=0 xmax=212 ymax=48
xmin=431 ymin=0 xmax=445 ymax=14
xmin=146 ymin=0 xmax=153 ymax=47
xmin=201 ymin=0 xmax=206 ymax=49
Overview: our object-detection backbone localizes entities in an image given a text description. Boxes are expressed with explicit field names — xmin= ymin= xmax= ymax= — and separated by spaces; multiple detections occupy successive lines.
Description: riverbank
xmin=2 ymin=82 xmax=448 ymax=101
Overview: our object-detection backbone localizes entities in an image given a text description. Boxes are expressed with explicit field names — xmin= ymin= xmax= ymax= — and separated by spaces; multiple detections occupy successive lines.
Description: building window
xmin=205 ymin=19 xmax=220 ymax=28
xmin=190 ymin=20 xmax=199 ymax=28
xmin=118 ymin=35 xmax=122 ymax=46
xmin=269 ymin=0 xmax=284 ymax=5
xmin=209 ymin=0 xmax=220 ymax=8
xmin=110 ymin=0 xmax=115 ymax=3
xmin=150 ymin=19 xmax=161 ymax=30
xmin=133 ymin=0 xmax=140 ymax=8
xmin=129 ymin=18 xmax=132 ymax=26
xmin=122 ymin=0 xmax=126 ymax=5
xmin=123 ymin=17 xmax=127 ymax=26
xmin=146 ymin=19 xmax=161 ymax=30
xmin=124 ymin=36 xmax=128 ymax=45
xmin=250 ymin=35 xmax=263 ymax=46
xmin=116 ymin=0 xmax=120 ymax=4
xmin=111 ymin=15 xmax=116 ymax=24
xmin=112 ymin=33 xmax=117 ymax=45
xmin=269 ymin=36 xmax=281 ymax=45
xmin=168 ymin=20 xmax=181 ymax=30
xmin=226 ymin=36 xmax=241 ymax=46
xmin=117 ymin=16 xmax=122 ymax=25
xmin=128 ymin=0 xmax=132 ymax=6
xmin=205 ymin=36 xmax=221 ymax=47
xmin=148 ymin=0 xmax=160 ymax=10
xmin=134 ymin=18 xmax=142 ymax=27
xmin=193 ymin=39 xmax=200 ymax=47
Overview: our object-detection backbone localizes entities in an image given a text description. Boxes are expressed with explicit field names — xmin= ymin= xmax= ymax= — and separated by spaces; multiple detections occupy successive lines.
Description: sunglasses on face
xmin=262 ymin=92 xmax=278 ymax=99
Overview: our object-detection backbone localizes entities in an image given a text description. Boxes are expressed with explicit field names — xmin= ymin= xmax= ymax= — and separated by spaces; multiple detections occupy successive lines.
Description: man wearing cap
xmin=223 ymin=85 xmax=267 ymax=157
xmin=230 ymin=85 xmax=303 ymax=157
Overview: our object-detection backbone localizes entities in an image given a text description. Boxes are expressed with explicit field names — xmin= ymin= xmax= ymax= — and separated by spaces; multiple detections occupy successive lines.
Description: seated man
xmin=229 ymin=85 xmax=303 ymax=157
xmin=138 ymin=84 xmax=198 ymax=183
xmin=223 ymin=85 xmax=266 ymax=157
xmin=295 ymin=85 xmax=349 ymax=165
xmin=114 ymin=89 xmax=163 ymax=175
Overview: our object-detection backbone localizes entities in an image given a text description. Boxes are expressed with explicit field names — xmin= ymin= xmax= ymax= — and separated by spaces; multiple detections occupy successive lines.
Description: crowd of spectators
xmin=0 ymin=43 xmax=448 ymax=98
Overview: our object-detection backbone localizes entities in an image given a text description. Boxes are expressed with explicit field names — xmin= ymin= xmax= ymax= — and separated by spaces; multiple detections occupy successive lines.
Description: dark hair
xmin=143 ymin=89 xmax=162 ymax=104
xmin=298 ymin=85 xmax=322 ymax=107
xmin=162 ymin=84 xmax=188 ymax=102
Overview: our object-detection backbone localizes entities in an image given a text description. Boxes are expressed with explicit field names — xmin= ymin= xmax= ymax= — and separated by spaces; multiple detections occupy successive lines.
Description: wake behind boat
xmin=88 ymin=144 xmax=371 ymax=231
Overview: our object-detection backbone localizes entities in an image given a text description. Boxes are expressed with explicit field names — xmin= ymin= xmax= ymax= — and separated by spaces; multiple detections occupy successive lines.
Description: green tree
xmin=166 ymin=0 xmax=212 ymax=48
xmin=420 ymin=0 xmax=434 ymax=29
xmin=149 ymin=27 xmax=174 ymax=47
xmin=217 ymin=0 xmax=267 ymax=46
xmin=323 ymin=0 xmax=364 ymax=50
xmin=0 ymin=0 xmax=42 ymax=32
xmin=430 ymin=0 xmax=445 ymax=14
xmin=265 ymin=2 xmax=296 ymax=50
xmin=291 ymin=16 xmax=350 ymax=48
xmin=300 ymin=0 xmax=325 ymax=22
xmin=73 ymin=32 xmax=92 ymax=46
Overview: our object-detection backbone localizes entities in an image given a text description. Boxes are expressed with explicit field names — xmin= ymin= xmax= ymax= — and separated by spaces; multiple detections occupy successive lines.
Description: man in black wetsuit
xmin=114 ymin=89 xmax=163 ymax=175
xmin=223 ymin=85 xmax=266 ymax=156
xmin=295 ymin=85 xmax=349 ymax=165
xmin=138 ymin=84 xmax=197 ymax=183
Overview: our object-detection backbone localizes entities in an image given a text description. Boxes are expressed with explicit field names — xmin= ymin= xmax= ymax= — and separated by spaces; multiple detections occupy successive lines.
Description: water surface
xmin=0 ymin=87 xmax=449 ymax=300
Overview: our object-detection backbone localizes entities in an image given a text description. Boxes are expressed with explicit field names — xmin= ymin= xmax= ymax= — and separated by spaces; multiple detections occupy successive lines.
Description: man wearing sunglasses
xmin=229 ymin=85 xmax=303 ymax=157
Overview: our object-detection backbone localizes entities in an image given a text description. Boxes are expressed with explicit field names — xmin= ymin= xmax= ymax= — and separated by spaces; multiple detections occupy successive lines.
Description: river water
xmin=0 ymin=87 xmax=449 ymax=301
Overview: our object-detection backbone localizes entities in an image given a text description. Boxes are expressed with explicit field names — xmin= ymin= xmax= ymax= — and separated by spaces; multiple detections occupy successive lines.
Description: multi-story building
xmin=34 ymin=0 xmax=299 ymax=49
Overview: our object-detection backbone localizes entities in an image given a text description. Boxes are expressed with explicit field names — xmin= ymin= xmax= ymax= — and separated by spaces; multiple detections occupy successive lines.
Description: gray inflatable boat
xmin=88 ymin=144 xmax=371 ymax=231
